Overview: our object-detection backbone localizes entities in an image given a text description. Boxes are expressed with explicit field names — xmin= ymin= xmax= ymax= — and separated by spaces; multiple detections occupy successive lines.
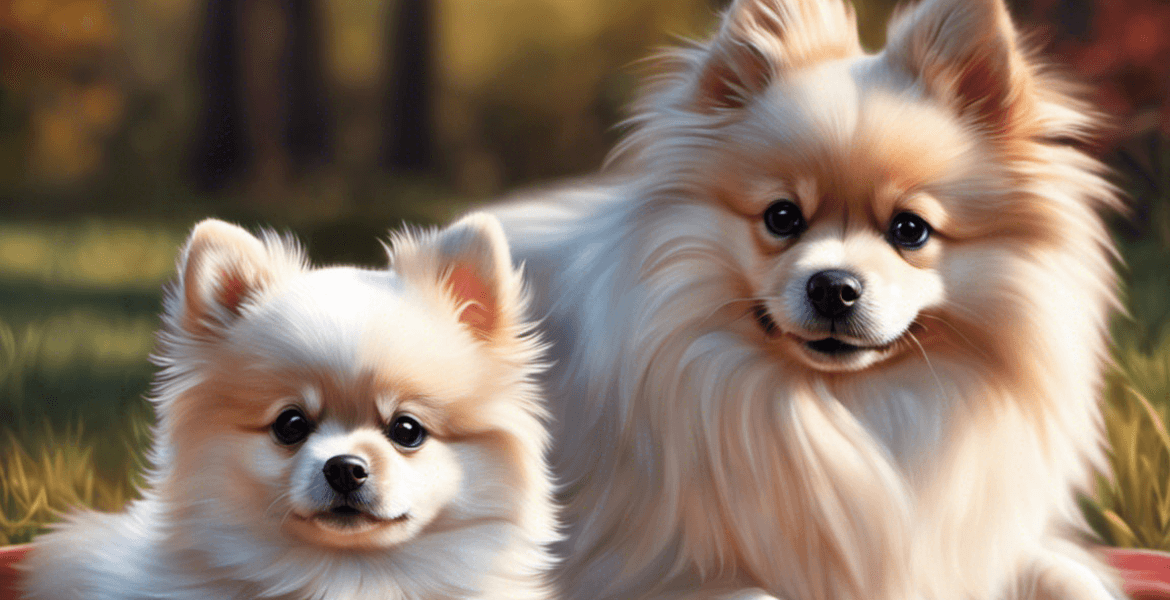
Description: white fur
xmin=21 ymin=214 xmax=559 ymax=600
xmin=488 ymin=0 xmax=1122 ymax=598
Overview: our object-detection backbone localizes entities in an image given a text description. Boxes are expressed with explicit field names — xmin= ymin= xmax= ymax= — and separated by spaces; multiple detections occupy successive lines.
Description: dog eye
xmin=387 ymin=415 xmax=427 ymax=449
xmin=889 ymin=212 xmax=931 ymax=249
xmin=272 ymin=408 xmax=313 ymax=445
xmin=763 ymin=200 xmax=805 ymax=237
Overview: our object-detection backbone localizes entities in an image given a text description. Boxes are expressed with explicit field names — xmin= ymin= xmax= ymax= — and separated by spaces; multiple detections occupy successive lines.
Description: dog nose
xmin=323 ymin=455 xmax=368 ymax=493
xmin=806 ymin=270 xmax=863 ymax=318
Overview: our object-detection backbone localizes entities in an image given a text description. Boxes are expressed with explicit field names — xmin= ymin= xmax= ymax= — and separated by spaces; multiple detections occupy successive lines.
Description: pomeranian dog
xmin=21 ymin=214 xmax=557 ymax=600
xmin=488 ymin=0 xmax=1123 ymax=598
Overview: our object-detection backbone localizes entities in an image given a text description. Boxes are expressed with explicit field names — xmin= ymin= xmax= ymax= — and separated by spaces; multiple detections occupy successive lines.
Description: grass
xmin=0 ymin=221 xmax=169 ymax=544
xmin=1084 ymin=327 xmax=1170 ymax=550
xmin=0 ymin=423 xmax=149 ymax=545
xmin=0 ymin=203 xmax=1167 ymax=549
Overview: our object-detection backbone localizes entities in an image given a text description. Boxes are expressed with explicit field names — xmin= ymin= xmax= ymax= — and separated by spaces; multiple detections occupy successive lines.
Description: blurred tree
xmin=384 ymin=0 xmax=433 ymax=171
xmin=189 ymin=0 xmax=247 ymax=192
xmin=286 ymin=0 xmax=332 ymax=171
xmin=189 ymin=0 xmax=331 ymax=197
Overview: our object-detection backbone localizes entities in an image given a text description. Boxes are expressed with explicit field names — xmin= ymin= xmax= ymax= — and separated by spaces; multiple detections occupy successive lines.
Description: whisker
xmin=908 ymin=329 xmax=949 ymax=401
xmin=916 ymin=314 xmax=991 ymax=360
xmin=278 ymin=504 xmax=298 ymax=529
xmin=265 ymin=491 xmax=293 ymax=519
xmin=700 ymin=296 xmax=785 ymax=326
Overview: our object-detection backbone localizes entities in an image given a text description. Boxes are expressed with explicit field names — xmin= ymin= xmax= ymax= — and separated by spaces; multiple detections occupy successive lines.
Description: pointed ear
xmin=174 ymin=219 xmax=292 ymax=337
xmin=389 ymin=213 xmax=524 ymax=342
xmin=884 ymin=0 xmax=1034 ymax=133
xmin=693 ymin=0 xmax=860 ymax=111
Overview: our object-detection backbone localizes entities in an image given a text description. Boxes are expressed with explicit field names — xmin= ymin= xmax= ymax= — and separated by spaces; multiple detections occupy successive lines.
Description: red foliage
xmin=1020 ymin=0 xmax=1170 ymax=140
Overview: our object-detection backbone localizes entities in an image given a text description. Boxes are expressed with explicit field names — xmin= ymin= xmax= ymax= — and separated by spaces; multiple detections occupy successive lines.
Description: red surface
xmin=0 ymin=545 xmax=26 ymax=600
xmin=0 ymin=543 xmax=1167 ymax=599
xmin=1108 ymin=548 xmax=1170 ymax=600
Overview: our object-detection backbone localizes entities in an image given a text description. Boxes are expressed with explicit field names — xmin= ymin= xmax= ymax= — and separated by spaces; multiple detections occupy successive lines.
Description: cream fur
xmin=21 ymin=214 xmax=559 ymax=600
xmin=487 ymin=0 xmax=1123 ymax=598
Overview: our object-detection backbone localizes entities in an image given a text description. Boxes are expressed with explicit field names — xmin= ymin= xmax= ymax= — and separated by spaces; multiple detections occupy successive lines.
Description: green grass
xmin=0 ymin=207 xmax=1167 ymax=549
xmin=1083 ymin=327 xmax=1170 ymax=550
xmin=0 ymin=220 xmax=172 ymax=543
xmin=0 ymin=422 xmax=149 ymax=545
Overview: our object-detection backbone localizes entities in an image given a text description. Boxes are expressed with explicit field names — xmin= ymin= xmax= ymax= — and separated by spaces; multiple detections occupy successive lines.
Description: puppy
xmin=21 ymin=214 xmax=558 ymax=600
xmin=488 ymin=0 xmax=1122 ymax=598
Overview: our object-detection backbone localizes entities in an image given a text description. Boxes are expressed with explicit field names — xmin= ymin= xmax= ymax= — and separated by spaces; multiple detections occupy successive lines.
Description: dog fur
xmin=21 ymin=214 xmax=558 ymax=600
xmin=488 ymin=0 xmax=1123 ymax=598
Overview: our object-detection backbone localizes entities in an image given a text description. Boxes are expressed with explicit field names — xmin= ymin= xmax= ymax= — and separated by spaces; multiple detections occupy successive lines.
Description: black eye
xmin=889 ymin=212 xmax=931 ymax=249
xmin=763 ymin=200 xmax=805 ymax=237
xmin=387 ymin=415 xmax=427 ymax=449
xmin=272 ymin=408 xmax=313 ymax=445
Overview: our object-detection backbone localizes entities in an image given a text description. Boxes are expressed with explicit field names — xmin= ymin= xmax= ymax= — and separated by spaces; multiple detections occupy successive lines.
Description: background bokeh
xmin=0 ymin=0 xmax=1167 ymax=548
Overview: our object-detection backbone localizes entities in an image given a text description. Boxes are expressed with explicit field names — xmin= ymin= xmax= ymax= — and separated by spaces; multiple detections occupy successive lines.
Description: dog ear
xmin=884 ymin=0 xmax=1033 ymax=134
xmin=693 ymin=0 xmax=860 ymax=111
xmin=389 ymin=212 xmax=524 ymax=342
xmin=173 ymin=219 xmax=295 ymax=337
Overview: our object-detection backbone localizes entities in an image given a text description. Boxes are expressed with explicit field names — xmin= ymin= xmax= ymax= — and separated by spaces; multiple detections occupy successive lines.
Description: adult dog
xmin=490 ymin=0 xmax=1122 ymax=598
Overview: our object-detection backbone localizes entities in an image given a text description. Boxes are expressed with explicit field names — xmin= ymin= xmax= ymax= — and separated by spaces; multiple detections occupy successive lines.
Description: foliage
xmin=1084 ymin=328 xmax=1170 ymax=550
xmin=0 ymin=423 xmax=148 ymax=545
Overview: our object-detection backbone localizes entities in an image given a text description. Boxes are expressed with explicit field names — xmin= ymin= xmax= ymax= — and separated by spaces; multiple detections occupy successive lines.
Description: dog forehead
xmin=231 ymin=267 xmax=487 ymax=397
xmin=742 ymin=57 xmax=978 ymax=202
xmin=244 ymin=267 xmax=418 ymax=343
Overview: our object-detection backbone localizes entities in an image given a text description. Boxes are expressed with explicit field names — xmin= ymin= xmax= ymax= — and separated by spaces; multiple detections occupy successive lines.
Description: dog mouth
xmin=805 ymin=337 xmax=866 ymax=355
xmin=792 ymin=333 xmax=903 ymax=371
xmin=801 ymin=334 xmax=902 ymax=354
xmin=304 ymin=505 xmax=410 ymax=530
xmin=753 ymin=301 xmax=904 ymax=368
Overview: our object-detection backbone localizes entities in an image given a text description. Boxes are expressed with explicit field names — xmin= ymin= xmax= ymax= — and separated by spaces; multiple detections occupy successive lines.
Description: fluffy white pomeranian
xmin=489 ymin=0 xmax=1123 ymax=598
xmin=21 ymin=214 xmax=558 ymax=600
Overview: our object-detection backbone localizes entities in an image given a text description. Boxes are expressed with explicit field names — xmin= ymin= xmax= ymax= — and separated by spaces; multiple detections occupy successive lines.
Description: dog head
xmin=152 ymin=214 xmax=551 ymax=555
xmin=617 ymin=0 xmax=1115 ymax=375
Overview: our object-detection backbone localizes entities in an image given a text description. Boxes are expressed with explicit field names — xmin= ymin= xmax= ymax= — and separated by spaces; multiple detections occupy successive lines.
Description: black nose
xmin=323 ymin=455 xmax=368 ymax=494
xmin=806 ymin=269 xmax=863 ymax=318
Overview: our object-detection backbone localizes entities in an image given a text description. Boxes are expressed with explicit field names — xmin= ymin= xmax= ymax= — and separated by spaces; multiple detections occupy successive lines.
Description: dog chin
xmin=284 ymin=507 xmax=418 ymax=550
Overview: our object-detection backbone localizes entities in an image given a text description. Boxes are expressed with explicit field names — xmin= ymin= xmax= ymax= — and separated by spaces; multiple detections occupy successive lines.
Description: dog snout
xmin=807 ymin=270 xmax=863 ymax=318
xmin=323 ymin=454 xmax=369 ymax=494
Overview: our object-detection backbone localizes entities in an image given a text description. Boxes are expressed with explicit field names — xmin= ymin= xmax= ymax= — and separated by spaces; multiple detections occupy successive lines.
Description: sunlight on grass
xmin=1084 ymin=329 xmax=1170 ymax=550
xmin=0 ymin=221 xmax=183 ymax=290
xmin=0 ymin=425 xmax=146 ymax=545
xmin=0 ymin=313 xmax=157 ymax=410
xmin=34 ymin=311 xmax=157 ymax=374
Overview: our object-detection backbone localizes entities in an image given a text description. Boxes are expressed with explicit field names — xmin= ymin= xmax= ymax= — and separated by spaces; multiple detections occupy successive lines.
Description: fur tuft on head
xmin=166 ymin=219 xmax=306 ymax=339
xmin=885 ymin=0 xmax=1034 ymax=135
xmin=387 ymin=212 xmax=531 ymax=344
xmin=695 ymin=0 xmax=861 ymax=111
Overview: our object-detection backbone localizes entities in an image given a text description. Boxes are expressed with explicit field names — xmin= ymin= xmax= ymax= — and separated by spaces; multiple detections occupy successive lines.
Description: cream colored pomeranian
xmin=21 ymin=214 xmax=558 ymax=600
xmin=488 ymin=0 xmax=1123 ymax=598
